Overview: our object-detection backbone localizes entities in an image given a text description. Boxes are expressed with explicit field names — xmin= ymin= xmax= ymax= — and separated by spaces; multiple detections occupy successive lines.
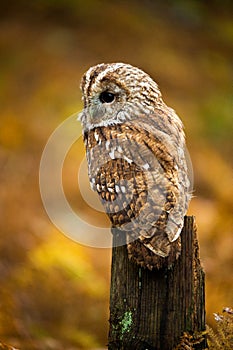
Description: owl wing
xmin=84 ymin=111 xmax=191 ymax=266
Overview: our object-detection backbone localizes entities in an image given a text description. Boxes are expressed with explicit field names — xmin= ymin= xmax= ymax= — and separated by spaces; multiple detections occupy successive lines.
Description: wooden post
xmin=108 ymin=216 xmax=206 ymax=350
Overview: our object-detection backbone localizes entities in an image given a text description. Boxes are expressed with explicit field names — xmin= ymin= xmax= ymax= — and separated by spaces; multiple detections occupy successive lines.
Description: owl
xmin=79 ymin=63 xmax=191 ymax=269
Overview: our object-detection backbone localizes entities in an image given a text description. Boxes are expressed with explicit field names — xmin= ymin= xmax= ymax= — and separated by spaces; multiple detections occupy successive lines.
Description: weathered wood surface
xmin=108 ymin=216 xmax=206 ymax=350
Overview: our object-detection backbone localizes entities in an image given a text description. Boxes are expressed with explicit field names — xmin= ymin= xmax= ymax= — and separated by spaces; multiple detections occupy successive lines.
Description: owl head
xmin=78 ymin=63 xmax=162 ymax=131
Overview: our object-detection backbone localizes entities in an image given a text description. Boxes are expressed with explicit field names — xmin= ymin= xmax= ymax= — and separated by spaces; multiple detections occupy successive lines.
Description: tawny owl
xmin=79 ymin=63 xmax=192 ymax=269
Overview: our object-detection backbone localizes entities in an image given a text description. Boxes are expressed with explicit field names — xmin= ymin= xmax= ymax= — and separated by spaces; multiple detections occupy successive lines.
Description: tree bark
xmin=108 ymin=216 xmax=206 ymax=350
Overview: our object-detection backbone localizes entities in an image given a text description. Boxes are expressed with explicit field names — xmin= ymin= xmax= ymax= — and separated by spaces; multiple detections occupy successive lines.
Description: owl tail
xmin=127 ymin=234 xmax=181 ymax=270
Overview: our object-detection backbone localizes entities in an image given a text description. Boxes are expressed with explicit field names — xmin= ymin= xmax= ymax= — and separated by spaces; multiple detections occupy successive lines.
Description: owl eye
xmin=99 ymin=91 xmax=115 ymax=104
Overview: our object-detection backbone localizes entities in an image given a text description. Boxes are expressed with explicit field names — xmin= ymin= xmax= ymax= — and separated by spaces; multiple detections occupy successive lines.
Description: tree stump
xmin=108 ymin=216 xmax=206 ymax=350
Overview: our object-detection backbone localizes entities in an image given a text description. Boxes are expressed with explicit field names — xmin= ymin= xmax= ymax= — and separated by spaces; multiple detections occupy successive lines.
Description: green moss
xmin=119 ymin=311 xmax=133 ymax=340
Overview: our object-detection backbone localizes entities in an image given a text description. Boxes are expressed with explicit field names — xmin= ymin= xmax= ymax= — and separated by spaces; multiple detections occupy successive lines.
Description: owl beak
xmin=77 ymin=111 xmax=85 ymax=122
xmin=88 ymin=104 xmax=105 ymax=121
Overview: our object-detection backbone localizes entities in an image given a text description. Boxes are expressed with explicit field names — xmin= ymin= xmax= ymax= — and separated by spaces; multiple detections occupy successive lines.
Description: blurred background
xmin=0 ymin=0 xmax=232 ymax=349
